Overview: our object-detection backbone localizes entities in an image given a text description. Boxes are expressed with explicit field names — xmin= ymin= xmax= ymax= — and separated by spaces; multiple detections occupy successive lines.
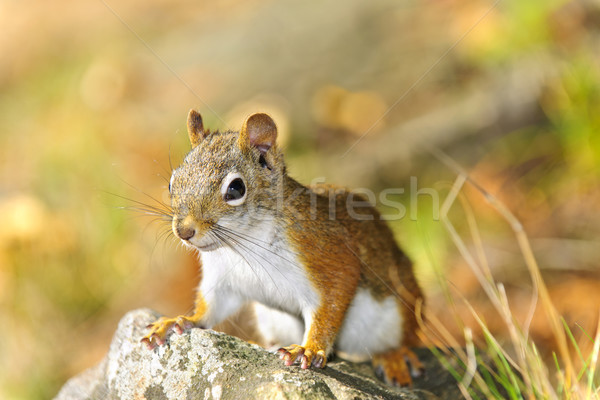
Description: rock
xmin=55 ymin=309 xmax=462 ymax=400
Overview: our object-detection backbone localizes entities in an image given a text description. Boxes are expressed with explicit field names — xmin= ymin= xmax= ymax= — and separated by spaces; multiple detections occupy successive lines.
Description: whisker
xmin=108 ymin=177 xmax=173 ymax=213
xmin=157 ymin=227 xmax=174 ymax=244
xmin=214 ymin=226 xmax=286 ymax=271
xmin=106 ymin=191 xmax=172 ymax=216
xmin=196 ymin=231 xmax=250 ymax=301
xmin=117 ymin=206 xmax=172 ymax=219
xmin=212 ymin=230 xmax=265 ymax=279
xmin=214 ymin=224 xmax=309 ymax=305
xmin=212 ymin=228 xmax=286 ymax=300
xmin=153 ymin=158 xmax=172 ymax=185
xmin=168 ymin=141 xmax=174 ymax=174
xmin=215 ymin=223 xmax=301 ymax=266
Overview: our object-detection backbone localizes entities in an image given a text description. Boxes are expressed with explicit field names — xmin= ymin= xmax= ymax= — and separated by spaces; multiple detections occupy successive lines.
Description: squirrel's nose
xmin=176 ymin=226 xmax=195 ymax=241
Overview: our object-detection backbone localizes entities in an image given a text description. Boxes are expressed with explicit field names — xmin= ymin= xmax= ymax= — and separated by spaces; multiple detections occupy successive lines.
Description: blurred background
xmin=1 ymin=0 xmax=599 ymax=398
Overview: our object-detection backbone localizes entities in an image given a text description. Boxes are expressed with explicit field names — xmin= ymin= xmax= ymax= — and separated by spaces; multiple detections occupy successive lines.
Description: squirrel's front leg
xmin=278 ymin=297 xmax=351 ymax=369
xmin=141 ymin=291 xmax=209 ymax=349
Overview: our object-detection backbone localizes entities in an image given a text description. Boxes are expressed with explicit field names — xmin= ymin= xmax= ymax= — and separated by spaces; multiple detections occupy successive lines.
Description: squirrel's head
xmin=169 ymin=109 xmax=286 ymax=251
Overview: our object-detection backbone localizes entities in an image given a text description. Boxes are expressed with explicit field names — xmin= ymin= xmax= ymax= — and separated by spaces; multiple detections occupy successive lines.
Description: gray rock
xmin=55 ymin=309 xmax=462 ymax=400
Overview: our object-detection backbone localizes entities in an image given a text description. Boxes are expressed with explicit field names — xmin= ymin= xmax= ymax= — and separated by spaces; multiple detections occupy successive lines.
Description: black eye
xmin=224 ymin=178 xmax=246 ymax=201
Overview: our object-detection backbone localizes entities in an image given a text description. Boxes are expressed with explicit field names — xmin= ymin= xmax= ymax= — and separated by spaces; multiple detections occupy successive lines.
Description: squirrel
xmin=141 ymin=109 xmax=425 ymax=386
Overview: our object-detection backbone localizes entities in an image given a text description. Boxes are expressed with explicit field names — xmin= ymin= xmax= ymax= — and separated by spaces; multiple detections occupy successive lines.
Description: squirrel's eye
xmin=221 ymin=173 xmax=247 ymax=206
xmin=169 ymin=175 xmax=174 ymax=193
xmin=225 ymin=178 xmax=245 ymax=200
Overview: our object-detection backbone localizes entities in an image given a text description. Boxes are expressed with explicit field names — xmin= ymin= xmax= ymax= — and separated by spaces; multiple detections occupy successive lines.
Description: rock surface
xmin=55 ymin=309 xmax=462 ymax=400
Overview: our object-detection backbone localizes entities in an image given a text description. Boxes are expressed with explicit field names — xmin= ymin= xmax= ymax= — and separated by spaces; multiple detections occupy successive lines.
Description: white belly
xmin=252 ymin=302 xmax=305 ymax=349
xmin=335 ymin=289 xmax=402 ymax=360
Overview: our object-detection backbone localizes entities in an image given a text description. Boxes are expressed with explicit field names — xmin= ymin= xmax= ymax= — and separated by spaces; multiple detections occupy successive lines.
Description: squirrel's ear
xmin=239 ymin=113 xmax=277 ymax=154
xmin=187 ymin=109 xmax=208 ymax=148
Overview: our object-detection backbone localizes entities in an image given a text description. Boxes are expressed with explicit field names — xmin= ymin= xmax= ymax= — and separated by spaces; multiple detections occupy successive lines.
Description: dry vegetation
xmin=1 ymin=0 xmax=599 ymax=398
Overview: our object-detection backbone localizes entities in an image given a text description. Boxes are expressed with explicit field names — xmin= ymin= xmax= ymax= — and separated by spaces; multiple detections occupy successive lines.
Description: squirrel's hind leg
xmin=372 ymin=346 xmax=424 ymax=387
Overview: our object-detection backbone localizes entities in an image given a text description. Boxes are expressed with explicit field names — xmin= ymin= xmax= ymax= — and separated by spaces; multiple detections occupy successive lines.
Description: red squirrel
xmin=142 ymin=110 xmax=425 ymax=386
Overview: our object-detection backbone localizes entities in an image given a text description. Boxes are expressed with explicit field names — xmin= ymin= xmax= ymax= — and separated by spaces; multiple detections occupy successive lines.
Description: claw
xmin=277 ymin=345 xmax=327 ymax=370
xmin=173 ymin=323 xmax=183 ymax=335
xmin=411 ymin=365 xmax=425 ymax=378
xmin=312 ymin=351 xmax=327 ymax=368
xmin=151 ymin=333 xmax=165 ymax=346
xmin=140 ymin=337 xmax=154 ymax=350
xmin=287 ymin=351 xmax=304 ymax=366
xmin=300 ymin=354 xmax=309 ymax=369
xmin=278 ymin=344 xmax=305 ymax=366
xmin=403 ymin=348 xmax=425 ymax=378
xmin=140 ymin=315 xmax=201 ymax=348
xmin=374 ymin=365 xmax=385 ymax=381
xmin=372 ymin=346 xmax=424 ymax=387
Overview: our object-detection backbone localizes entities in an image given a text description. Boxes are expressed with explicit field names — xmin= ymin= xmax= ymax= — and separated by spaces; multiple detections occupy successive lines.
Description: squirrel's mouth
xmin=188 ymin=240 xmax=222 ymax=252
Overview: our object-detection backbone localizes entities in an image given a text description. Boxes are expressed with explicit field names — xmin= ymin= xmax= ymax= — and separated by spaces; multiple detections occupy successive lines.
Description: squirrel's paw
xmin=372 ymin=346 xmax=425 ymax=387
xmin=140 ymin=315 xmax=200 ymax=349
xmin=277 ymin=344 xmax=327 ymax=369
